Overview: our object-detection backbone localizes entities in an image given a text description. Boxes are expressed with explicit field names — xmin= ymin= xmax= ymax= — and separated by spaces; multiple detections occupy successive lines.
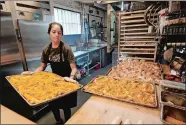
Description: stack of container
xmin=159 ymin=80 xmax=186 ymax=124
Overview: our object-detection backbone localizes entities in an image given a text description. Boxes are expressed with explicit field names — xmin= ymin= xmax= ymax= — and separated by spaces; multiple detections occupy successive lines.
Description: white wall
xmin=53 ymin=0 xmax=83 ymax=13
xmin=84 ymin=5 xmax=104 ymax=17
xmin=52 ymin=0 xmax=106 ymax=26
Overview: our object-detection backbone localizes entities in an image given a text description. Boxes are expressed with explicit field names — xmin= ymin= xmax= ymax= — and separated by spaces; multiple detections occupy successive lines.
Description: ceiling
xmin=75 ymin=0 xmax=121 ymax=5
xmin=75 ymin=0 xmax=122 ymax=11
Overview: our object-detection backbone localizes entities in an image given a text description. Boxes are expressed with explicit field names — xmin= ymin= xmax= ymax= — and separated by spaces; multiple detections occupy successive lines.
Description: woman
xmin=23 ymin=22 xmax=77 ymax=124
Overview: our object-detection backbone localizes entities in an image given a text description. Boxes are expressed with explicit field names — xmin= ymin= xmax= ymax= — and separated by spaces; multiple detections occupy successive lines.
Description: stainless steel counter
xmin=74 ymin=45 xmax=107 ymax=75
xmin=73 ymin=45 xmax=107 ymax=57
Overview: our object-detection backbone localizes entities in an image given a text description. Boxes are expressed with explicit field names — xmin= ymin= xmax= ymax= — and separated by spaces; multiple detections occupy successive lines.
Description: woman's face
xmin=49 ymin=24 xmax=62 ymax=44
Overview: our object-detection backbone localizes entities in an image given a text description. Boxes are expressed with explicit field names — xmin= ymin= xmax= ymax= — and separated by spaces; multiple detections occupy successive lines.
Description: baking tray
xmin=106 ymin=69 xmax=161 ymax=85
xmin=160 ymin=80 xmax=186 ymax=95
xmin=5 ymin=72 xmax=83 ymax=107
xmin=82 ymin=75 xmax=158 ymax=108
xmin=160 ymin=86 xmax=186 ymax=98
xmin=160 ymin=90 xmax=186 ymax=110
xmin=106 ymin=68 xmax=113 ymax=76
xmin=160 ymin=103 xmax=186 ymax=124
xmin=106 ymin=61 xmax=162 ymax=84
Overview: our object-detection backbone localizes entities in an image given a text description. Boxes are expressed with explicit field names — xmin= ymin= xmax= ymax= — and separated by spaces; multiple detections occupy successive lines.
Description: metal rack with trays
xmin=118 ymin=9 xmax=159 ymax=61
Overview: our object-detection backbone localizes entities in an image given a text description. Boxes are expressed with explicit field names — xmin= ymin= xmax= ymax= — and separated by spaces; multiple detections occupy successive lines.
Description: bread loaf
xmin=166 ymin=116 xmax=186 ymax=124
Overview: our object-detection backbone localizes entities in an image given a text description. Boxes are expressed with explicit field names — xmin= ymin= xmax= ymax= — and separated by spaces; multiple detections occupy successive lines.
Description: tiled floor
xmin=37 ymin=64 xmax=112 ymax=124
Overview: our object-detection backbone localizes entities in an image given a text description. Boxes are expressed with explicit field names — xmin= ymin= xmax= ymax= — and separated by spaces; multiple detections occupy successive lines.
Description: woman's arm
xmin=21 ymin=63 xmax=47 ymax=75
xmin=35 ymin=63 xmax=47 ymax=72
xmin=70 ymin=62 xmax=77 ymax=79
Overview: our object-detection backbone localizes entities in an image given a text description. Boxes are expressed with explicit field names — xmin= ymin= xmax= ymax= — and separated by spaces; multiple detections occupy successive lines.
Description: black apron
xmin=47 ymin=42 xmax=77 ymax=108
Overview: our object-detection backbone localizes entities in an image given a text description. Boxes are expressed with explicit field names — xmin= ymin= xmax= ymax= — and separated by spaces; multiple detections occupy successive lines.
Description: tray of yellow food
xmin=82 ymin=75 xmax=158 ymax=108
xmin=106 ymin=59 xmax=162 ymax=84
xmin=6 ymin=71 xmax=83 ymax=107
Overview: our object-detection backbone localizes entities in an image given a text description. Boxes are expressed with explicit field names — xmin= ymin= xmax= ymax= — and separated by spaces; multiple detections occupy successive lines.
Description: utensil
xmin=137 ymin=120 xmax=144 ymax=124
xmin=124 ymin=119 xmax=131 ymax=124
xmin=111 ymin=116 xmax=122 ymax=124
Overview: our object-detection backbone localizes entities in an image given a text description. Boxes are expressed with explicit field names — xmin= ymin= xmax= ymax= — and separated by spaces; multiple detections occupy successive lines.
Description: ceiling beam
xmin=95 ymin=1 xmax=119 ymax=4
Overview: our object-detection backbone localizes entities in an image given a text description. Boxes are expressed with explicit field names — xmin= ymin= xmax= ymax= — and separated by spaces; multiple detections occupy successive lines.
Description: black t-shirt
xmin=41 ymin=42 xmax=75 ymax=64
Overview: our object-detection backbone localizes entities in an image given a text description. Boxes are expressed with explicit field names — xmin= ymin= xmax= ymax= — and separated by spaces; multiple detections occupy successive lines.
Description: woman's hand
xmin=64 ymin=77 xmax=77 ymax=83
xmin=21 ymin=71 xmax=34 ymax=75
xmin=70 ymin=75 xmax=75 ymax=80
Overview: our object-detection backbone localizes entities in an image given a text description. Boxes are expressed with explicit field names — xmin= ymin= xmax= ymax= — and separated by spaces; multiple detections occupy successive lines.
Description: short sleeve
xmin=67 ymin=47 xmax=75 ymax=63
xmin=41 ymin=50 xmax=48 ymax=64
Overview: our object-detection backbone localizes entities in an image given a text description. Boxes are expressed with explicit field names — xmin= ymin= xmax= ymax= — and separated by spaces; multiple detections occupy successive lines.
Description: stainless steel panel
xmin=101 ymin=47 xmax=108 ymax=67
xmin=160 ymin=90 xmax=186 ymax=110
xmin=160 ymin=104 xmax=186 ymax=124
xmin=18 ymin=19 xmax=50 ymax=61
xmin=1 ymin=18 xmax=53 ymax=121
xmin=1 ymin=12 xmax=20 ymax=65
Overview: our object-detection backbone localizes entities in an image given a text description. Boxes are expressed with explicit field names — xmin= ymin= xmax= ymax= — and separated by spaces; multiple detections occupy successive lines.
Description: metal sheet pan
xmin=160 ymin=87 xmax=186 ymax=98
xmin=160 ymin=104 xmax=174 ymax=124
xmin=105 ymin=68 xmax=112 ymax=76
xmin=82 ymin=75 xmax=158 ymax=108
xmin=160 ymin=103 xmax=186 ymax=124
xmin=160 ymin=80 xmax=186 ymax=95
xmin=160 ymin=90 xmax=186 ymax=110
xmin=160 ymin=86 xmax=186 ymax=96
xmin=106 ymin=61 xmax=162 ymax=85
xmin=5 ymin=72 xmax=83 ymax=107
xmin=106 ymin=69 xmax=160 ymax=85
xmin=160 ymin=78 xmax=185 ymax=89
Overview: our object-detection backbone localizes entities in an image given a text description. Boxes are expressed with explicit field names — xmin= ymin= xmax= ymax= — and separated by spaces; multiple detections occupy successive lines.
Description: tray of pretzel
xmin=6 ymin=71 xmax=82 ymax=107
xmin=106 ymin=59 xmax=162 ymax=84
xmin=82 ymin=75 xmax=158 ymax=108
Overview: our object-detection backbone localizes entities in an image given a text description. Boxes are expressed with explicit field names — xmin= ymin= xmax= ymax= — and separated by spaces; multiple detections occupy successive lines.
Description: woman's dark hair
xmin=48 ymin=22 xmax=63 ymax=35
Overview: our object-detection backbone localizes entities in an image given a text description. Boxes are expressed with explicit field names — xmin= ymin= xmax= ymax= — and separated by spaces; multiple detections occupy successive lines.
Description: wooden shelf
xmin=121 ymin=24 xmax=147 ymax=28
xmin=123 ymin=57 xmax=155 ymax=60
xmin=121 ymin=20 xmax=157 ymax=24
xmin=121 ymin=19 xmax=145 ymax=24
xmin=120 ymin=40 xmax=157 ymax=43
xmin=120 ymin=52 xmax=155 ymax=55
xmin=121 ymin=15 xmax=144 ymax=20
xmin=121 ymin=28 xmax=148 ymax=32
xmin=121 ymin=14 xmax=158 ymax=20
xmin=120 ymin=48 xmax=155 ymax=51
xmin=120 ymin=44 xmax=156 ymax=47
xmin=121 ymin=32 xmax=148 ymax=35
xmin=120 ymin=33 xmax=158 ymax=36
xmin=120 ymin=36 xmax=155 ymax=39
xmin=120 ymin=10 xmax=146 ymax=15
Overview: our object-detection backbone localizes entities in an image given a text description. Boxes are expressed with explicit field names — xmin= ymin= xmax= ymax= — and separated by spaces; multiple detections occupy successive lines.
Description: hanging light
xmin=121 ymin=1 xmax=124 ymax=11
xmin=96 ymin=1 xmax=102 ymax=3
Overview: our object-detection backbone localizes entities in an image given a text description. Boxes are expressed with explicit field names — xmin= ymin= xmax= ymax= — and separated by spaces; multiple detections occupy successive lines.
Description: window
xmin=54 ymin=8 xmax=81 ymax=35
